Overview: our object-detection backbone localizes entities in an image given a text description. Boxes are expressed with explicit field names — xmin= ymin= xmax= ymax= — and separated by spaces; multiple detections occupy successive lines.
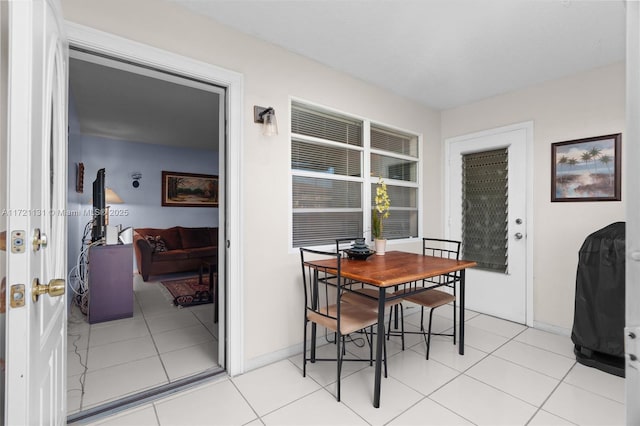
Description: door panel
xmin=6 ymin=0 xmax=68 ymax=424
xmin=447 ymin=126 xmax=528 ymax=324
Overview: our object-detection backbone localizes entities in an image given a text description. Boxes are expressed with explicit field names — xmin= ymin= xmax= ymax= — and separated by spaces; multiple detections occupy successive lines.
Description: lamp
xmin=104 ymin=188 xmax=123 ymax=226
xmin=105 ymin=188 xmax=124 ymax=204
xmin=254 ymin=106 xmax=278 ymax=136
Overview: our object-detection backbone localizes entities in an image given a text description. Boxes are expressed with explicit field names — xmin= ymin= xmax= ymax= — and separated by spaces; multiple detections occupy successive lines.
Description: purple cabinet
xmin=88 ymin=244 xmax=134 ymax=324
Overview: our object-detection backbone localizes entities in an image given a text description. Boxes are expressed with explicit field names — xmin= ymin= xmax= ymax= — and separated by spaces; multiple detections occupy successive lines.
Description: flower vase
xmin=374 ymin=239 xmax=386 ymax=255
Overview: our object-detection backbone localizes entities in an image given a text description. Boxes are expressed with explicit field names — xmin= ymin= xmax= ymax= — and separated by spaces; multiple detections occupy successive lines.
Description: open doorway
xmin=66 ymin=49 xmax=226 ymax=419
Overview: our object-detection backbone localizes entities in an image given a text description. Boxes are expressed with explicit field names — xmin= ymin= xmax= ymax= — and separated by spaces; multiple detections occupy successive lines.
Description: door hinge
xmin=626 ymin=326 xmax=640 ymax=370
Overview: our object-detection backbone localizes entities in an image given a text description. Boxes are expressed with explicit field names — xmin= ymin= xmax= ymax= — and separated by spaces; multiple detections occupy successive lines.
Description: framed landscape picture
xmin=551 ymin=133 xmax=621 ymax=202
xmin=161 ymin=171 xmax=219 ymax=207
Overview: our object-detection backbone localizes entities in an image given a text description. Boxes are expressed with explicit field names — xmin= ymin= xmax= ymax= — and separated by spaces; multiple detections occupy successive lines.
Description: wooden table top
xmin=308 ymin=250 xmax=477 ymax=288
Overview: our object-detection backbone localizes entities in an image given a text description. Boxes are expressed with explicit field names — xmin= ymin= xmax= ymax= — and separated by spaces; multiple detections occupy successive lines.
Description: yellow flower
xmin=372 ymin=178 xmax=391 ymax=239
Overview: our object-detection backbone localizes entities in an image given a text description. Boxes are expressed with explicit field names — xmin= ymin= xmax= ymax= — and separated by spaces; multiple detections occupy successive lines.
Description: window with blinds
xmin=291 ymin=101 xmax=420 ymax=248
xmin=370 ymin=125 xmax=419 ymax=240
xmin=461 ymin=148 xmax=508 ymax=273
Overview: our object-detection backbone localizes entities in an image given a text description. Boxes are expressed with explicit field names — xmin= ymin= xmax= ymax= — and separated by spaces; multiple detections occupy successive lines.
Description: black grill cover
xmin=571 ymin=221 xmax=625 ymax=377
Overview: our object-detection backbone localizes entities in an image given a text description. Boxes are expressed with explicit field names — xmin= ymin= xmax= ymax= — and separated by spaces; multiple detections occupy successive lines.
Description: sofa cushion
xmin=135 ymin=228 xmax=161 ymax=238
xmin=186 ymin=246 xmax=217 ymax=258
xmin=179 ymin=227 xmax=211 ymax=249
xmin=151 ymin=249 xmax=189 ymax=262
xmin=157 ymin=227 xmax=182 ymax=250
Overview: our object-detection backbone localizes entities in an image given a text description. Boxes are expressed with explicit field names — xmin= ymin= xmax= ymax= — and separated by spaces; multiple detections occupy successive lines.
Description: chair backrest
xmin=423 ymin=237 xmax=461 ymax=287
xmin=300 ymin=247 xmax=343 ymax=330
xmin=423 ymin=237 xmax=461 ymax=260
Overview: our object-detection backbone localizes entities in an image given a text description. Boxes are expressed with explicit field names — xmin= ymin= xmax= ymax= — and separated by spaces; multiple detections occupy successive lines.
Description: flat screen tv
xmin=91 ymin=168 xmax=106 ymax=242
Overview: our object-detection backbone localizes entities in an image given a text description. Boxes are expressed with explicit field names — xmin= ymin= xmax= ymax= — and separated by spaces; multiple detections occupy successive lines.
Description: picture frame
xmin=161 ymin=171 xmax=219 ymax=207
xmin=76 ymin=162 xmax=84 ymax=193
xmin=551 ymin=133 xmax=621 ymax=202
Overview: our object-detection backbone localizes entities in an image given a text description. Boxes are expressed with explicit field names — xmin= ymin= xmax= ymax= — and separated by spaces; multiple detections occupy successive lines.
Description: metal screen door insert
xmin=461 ymin=148 xmax=509 ymax=273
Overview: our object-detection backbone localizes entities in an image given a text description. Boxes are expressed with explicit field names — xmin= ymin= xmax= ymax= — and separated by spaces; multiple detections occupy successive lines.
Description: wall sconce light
xmin=254 ymin=106 xmax=278 ymax=136
xmin=132 ymin=172 xmax=142 ymax=188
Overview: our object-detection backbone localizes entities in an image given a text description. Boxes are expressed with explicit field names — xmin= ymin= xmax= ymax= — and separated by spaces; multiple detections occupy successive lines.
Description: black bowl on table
xmin=344 ymin=248 xmax=376 ymax=260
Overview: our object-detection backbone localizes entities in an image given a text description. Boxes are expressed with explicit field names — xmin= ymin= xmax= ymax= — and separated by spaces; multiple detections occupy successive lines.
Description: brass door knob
xmin=32 ymin=278 xmax=65 ymax=302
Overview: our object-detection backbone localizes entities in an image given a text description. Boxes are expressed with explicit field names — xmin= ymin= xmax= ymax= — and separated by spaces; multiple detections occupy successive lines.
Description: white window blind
xmin=291 ymin=101 xmax=420 ymax=248
xmin=370 ymin=125 xmax=419 ymax=240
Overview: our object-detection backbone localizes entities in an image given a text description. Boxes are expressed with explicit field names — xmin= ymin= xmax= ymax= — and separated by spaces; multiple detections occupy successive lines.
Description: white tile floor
xmin=67 ymin=273 xmax=219 ymax=415
xmin=77 ymin=304 xmax=626 ymax=426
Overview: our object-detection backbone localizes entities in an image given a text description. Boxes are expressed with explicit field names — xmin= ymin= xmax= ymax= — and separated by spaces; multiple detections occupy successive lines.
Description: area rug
xmin=161 ymin=276 xmax=212 ymax=308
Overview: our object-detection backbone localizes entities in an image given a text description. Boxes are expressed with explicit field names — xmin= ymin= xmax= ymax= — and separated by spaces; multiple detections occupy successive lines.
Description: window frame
xmin=289 ymin=98 xmax=423 ymax=252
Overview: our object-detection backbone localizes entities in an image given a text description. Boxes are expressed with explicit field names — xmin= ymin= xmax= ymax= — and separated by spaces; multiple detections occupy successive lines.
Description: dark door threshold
xmin=67 ymin=367 xmax=226 ymax=424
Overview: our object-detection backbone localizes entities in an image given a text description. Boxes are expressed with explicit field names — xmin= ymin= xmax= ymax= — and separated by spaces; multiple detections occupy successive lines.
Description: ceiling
xmin=69 ymin=56 xmax=221 ymax=150
xmin=69 ymin=0 xmax=626 ymax=148
xmin=172 ymin=0 xmax=626 ymax=110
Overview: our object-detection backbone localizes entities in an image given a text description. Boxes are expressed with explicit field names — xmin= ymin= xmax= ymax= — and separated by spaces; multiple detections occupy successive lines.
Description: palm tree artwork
xmin=552 ymin=136 xmax=619 ymax=200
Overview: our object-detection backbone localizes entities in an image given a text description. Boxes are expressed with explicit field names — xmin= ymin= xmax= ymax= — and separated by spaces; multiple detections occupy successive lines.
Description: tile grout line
xmin=139 ymin=288 xmax=172 ymax=384
xmin=524 ymin=360 xmax=579 ymax=426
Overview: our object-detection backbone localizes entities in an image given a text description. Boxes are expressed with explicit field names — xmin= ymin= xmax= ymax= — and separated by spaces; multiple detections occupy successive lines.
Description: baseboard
xmin=244 ymin=320 xmax=572 ymax=374
xmin=243 ymin=328 xmax=368 ymax=373
xmin=532 ymin=321 xmax=572 ymax=337
xmin=244 ymin=342 xmax=305 ymax=373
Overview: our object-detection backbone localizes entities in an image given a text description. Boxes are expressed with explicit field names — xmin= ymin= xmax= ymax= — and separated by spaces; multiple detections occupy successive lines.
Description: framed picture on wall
xmin=161 ymin=171 xmax=219 ymax=207
xmin=551 ymin=133 xmax=621 ymax=202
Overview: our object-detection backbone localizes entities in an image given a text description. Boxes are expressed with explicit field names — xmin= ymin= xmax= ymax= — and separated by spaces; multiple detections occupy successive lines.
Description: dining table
xmin=310 ymin=250 xmax=477 ymax=408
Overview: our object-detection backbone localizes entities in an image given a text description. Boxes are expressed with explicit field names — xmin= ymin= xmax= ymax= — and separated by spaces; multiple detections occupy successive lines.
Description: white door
xmin=446 ymin=123 xmax=531 ymax=324
xmin=5 ymin=0 xmax=68 ymax=424
xmin=626 ymin=1 xmax=640 ymax=422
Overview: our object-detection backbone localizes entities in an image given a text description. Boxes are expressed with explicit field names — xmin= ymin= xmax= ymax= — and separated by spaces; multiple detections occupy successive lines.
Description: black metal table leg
xmin=459 ymin=269 xmax=465 ymax=356
xmin=211 ymin=268 xmax=218 ymax=323
xmin=373 ymin=287 xmax=386 ymax=408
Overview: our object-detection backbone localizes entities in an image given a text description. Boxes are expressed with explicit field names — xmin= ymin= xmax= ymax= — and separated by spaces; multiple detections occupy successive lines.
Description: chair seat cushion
xmin=403 ymin=288 xmax=455 ymax=308
xmin=307 ymin=303 xmax=379 ymax=335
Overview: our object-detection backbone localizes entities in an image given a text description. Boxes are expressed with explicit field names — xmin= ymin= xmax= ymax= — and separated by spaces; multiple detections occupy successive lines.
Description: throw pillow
xmin=144 ymin=235 xmax=168 ymax=253
xmin=154 ymin=236 xmax=167 ymax=252
xmin=144 ymin=235 xmax=157 ymax=251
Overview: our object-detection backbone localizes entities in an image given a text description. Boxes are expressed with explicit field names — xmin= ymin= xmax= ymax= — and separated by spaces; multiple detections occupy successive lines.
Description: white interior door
xmin=446 ymin=123 xmax=531 ymax=324
xmin=626 ymin=1 xmax=640 ymax=422
xmin=5 ymin=0 xmax=68 ymax=424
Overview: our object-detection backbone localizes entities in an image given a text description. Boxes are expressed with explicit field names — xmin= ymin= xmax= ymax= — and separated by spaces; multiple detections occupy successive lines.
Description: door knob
xmin=32 ymin=278 xmax=65 ymax=302
xmin=32 ymin=228 xmax=47 ymax=251
xmin=514 ymin=232 xmax=523 ymax=240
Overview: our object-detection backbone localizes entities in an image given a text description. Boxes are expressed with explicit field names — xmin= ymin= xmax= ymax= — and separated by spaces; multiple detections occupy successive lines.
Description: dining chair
xmin=299 ymin=246 xmax=386 ymax=401
xmin=389 ymin=237 xmax=461 ymax=359
xmin=336 ymin=237 xmax=408 ymax=350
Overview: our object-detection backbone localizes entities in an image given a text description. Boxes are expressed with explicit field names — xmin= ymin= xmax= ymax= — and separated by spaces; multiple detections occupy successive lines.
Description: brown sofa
xmin=133 ymin=226 xmax=218 ymax=281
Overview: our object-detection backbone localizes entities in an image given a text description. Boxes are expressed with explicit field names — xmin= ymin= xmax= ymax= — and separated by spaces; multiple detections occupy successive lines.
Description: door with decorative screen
xmin=446 ymin=124 xmax=530 ymax=324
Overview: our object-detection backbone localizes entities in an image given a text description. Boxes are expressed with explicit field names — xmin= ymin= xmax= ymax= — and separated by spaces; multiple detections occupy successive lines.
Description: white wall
xmin=60 ymin=0 xmax=441 ymax=367
xmin=441 ymin=63 xmax=626 ymax=332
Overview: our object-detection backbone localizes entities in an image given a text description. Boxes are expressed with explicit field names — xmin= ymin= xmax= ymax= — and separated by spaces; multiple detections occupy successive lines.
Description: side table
xmin=88 ymin=243 xmax=133 ymax=324
xmin=199 ymin=260 xmax=218 ymax=323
